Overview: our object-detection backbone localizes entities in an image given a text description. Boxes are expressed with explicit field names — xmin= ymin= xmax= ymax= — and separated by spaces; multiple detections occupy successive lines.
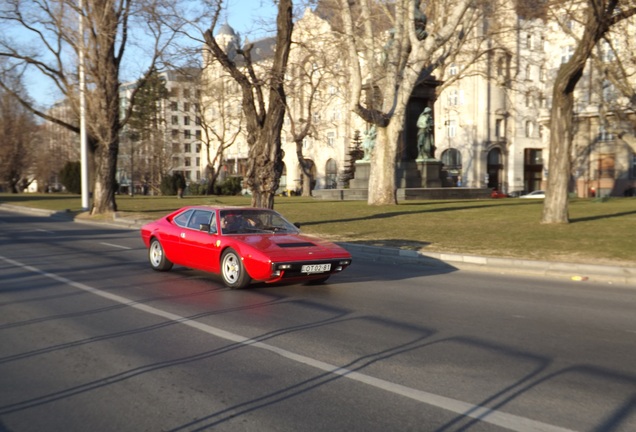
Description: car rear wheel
xmin=149 ymin=238 xmax=173 ymax=271
xmin=221 ymin=248 xmax=251 ymax=289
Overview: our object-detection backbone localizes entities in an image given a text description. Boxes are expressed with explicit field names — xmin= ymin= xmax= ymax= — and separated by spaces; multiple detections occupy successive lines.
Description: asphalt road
xmin=1 ymin=210 xmax=635 ymax=432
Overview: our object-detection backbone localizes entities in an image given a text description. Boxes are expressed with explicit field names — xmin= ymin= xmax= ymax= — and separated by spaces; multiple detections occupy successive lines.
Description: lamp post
xmin=79 ymin=0 xmax=90 ymax=210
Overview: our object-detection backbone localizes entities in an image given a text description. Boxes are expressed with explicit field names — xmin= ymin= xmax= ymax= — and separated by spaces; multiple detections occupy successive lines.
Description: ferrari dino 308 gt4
xmin=140 ymin=206 xmax=352 ymax=289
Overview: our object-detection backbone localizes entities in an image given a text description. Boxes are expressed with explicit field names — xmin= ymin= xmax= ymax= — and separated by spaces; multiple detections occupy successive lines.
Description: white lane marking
xmin=100 ymin=242 xmax=132 ymax=250
xmin=0 ymin=254 xmax=575 ymax=432
xmin=35 ymin=229 xmax=54 ymax=234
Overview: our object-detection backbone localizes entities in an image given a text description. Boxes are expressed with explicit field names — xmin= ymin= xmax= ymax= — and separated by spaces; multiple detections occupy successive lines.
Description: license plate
xmin=301 ymin=264 xmax=331 ymax=273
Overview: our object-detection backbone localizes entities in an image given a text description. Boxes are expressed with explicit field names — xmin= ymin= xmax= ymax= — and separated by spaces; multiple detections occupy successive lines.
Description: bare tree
xmin=198 ymin=69 xmax=243 ymax=194
xmin=336 ymin=0 xmax=483 ymax=205
xmin=0 ymin=0 xmax=180 ymax=213
xmin=0 ymin=72 xmax=38 ymax=193
xmin=203 ymin=0 xmax=293 ymax=209
xmin=542 ymin=0 xmax=636 ymax=224
xmin=284 ymin=17 xmax=346 ymax=197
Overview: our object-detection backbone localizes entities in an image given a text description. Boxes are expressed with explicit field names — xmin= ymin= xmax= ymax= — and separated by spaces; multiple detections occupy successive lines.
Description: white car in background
xmin=519 ymin=190 xmax=546 ymax=199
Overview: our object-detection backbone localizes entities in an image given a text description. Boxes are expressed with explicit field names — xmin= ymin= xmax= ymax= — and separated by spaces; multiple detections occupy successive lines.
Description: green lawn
xmin=2 ymin=193 xmax=635 ymax=266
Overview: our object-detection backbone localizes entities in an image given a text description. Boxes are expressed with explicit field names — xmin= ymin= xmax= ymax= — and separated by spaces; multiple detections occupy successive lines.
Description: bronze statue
xmin=417 ymin=107 xmax=435 ymax=160
xmin=362 ymin=125 xmax=377 ymax=161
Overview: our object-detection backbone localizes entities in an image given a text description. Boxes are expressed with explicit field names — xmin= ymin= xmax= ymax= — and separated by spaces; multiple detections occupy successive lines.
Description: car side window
xmin=173 ymin=209 xmax=193 ymax=228
xmin=186 ymin=210 xmax=212 ymax=230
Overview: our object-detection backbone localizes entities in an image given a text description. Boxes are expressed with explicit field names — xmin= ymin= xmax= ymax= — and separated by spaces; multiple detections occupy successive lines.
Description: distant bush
xmin=160 ymin=173 xmax=186 ymax=196
xmin=188 ymin=182 xmax=206 ymax=196
xmin=214 ymin=177 xmax=242 ymax=196
xmin=59 ymin=161 xmax=81 ymax=194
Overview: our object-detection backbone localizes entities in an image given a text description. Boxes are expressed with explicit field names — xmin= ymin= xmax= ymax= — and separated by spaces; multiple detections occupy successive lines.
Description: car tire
xmin=221 ymin=248 xmax=251 ymax=289
xmin=149 ymin=238 xmax=173 ymax=271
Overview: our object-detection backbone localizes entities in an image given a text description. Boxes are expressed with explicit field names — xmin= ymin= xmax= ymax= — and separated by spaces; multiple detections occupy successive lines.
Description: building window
xmin=183 ymin=102 xmax=190 ymax=112
xmin=195 ymin=143 xmax=201 ymax=153
xmin=184 ymin=157 xmax=191 ymax=167
xmin=196 ymin=157 xmax=201 ymax=167
xmin=172 ymin=143 xmax=180 ymax=152
xmin=525 ymin=121 xmax=534 ymax=138
xmin=171 ymin=129 xmax=179 ymax=139
xmin=183 ymin=89 xmax=191 ymax=98
xmin=327 ymin=131 xmax=335 ymax=147
xmin=448 ymin=63 xmax=458 ymax=76
xmin=184 ymin=116 xmax=190 ymax=126
xmin=184 ymin=130 xmax=191 ymax=139
xmin=448 ymin=89 xmax=459 ymax=106
xmin=447 ymin=119 xmax=457 ymax=138
xmin=525 ymin=148 xmax=543 ymax=165
xmin=195 ymin=130 xmax=202 ymax=140
xmin=170 ymin=101 xmax=178 ymax=111
xmin=171 ymin=116 xmax=179 ymax=125
xmin=599 ymin=125 xmax=614 ymax=141
xmin=184 ymin=143 xmax=191 ymax=153
xmin=325 ymin=159 xmax=338 ymax=189
xmin=561 ymin=46 xmax=574 ymax=64
xmin=598 ymin=154 xmax=615 ymax=178
xmin=495 ymin=119 xmax=505 ymax=138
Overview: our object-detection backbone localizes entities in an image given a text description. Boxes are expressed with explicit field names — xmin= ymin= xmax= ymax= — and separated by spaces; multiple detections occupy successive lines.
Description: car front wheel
xmin=221 ymin=248 xmax=251 ymax=289
xmin=149 ymin=238 xmax=173 ymax=271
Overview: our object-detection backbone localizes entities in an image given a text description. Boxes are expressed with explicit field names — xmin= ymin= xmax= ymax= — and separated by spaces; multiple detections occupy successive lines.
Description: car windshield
xmin=219 ymin=209 xmax=300 ymax=235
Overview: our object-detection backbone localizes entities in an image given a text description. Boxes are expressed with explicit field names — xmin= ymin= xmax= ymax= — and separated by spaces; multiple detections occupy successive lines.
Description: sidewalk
xmin=2 ymin=203 xmax=635 ymax=286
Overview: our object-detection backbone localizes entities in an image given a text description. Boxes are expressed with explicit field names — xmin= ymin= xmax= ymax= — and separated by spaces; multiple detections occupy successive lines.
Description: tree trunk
xmin=367 ymin=120 xmax=400 ymax=205
xmin=542 ymin=1 xmax=616 ymax=224
xmin=91 ymin=137 xmax=118 ymax=214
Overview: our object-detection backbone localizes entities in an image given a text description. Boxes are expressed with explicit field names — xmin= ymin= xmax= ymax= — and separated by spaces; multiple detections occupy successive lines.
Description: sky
xmin=24 ymin=0 xmax=279 ymax=108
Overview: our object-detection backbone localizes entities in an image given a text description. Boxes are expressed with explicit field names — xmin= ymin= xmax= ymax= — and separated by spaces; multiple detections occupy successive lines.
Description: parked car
xmin=519 ymin=190 xmax=546 ymax=199
xmin=490 ymin=189 xmax=509 ymax=198
xmin=140 ymin=206 xmax=352 ymax=289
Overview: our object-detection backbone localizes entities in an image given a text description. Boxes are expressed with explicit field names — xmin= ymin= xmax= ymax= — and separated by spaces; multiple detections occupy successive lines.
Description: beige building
xmin=119 ymin=68 xmax=203 ymax=194
xmin=202 ymin=5 xmax=636 ymax=198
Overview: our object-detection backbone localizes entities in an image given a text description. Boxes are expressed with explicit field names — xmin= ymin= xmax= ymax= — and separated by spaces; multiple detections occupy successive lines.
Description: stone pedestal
xmin=349 ymin=161 xmax=371 ymax=189
xmin=350 ymin=159 xmax=442 ymax=189
xmin=417 ymin=159 xmax=443 ymax=188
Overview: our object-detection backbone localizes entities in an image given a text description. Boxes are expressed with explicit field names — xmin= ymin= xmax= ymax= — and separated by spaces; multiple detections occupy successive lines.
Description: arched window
xmin=441 ymin=149 xmax=462 ymax=186
xmin=487 ymin=148 xmax=503 ymax=190
xmin=441 ymin=148 xmax=462 ymax=168
xmin=325 ymin=159 xmax=338 ymax=189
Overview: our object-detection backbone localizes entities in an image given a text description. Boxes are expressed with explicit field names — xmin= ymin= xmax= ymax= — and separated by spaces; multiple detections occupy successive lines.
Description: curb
xmin=340 ymin=243 xmax=636 ymax=286
xmin=1 ymin=203 xmax=633 ymax=286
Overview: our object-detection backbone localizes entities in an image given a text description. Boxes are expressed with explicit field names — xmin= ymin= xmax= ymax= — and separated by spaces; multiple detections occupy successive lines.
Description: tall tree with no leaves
xmin=0 ymin=0 xmax=178 ymax=214
xmin=542 ymin=0 xmax=636 ymax=223
xmin=337 ymin=0 xmax=479 ymax=205
xmin=203 ymin=0 xmax=293 ymax=209
xmin=0 ymin=71 xmax=37 ymax=193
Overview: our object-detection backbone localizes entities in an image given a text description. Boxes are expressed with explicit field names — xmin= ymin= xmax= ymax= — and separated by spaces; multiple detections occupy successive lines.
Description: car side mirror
xmin=199 ymin=223 xmax=211 ymax=232
xmin=294 ymin=222 xmax=301 ymax=228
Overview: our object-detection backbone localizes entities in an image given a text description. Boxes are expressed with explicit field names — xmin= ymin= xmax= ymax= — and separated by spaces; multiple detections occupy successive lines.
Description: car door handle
xmin=180 ymin=232 xmax=186 ymax=239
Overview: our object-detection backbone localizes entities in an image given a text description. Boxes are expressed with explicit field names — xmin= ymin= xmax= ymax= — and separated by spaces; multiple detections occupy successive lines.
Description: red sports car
xmin=140 ymin=206 xmax=352 ymax=289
